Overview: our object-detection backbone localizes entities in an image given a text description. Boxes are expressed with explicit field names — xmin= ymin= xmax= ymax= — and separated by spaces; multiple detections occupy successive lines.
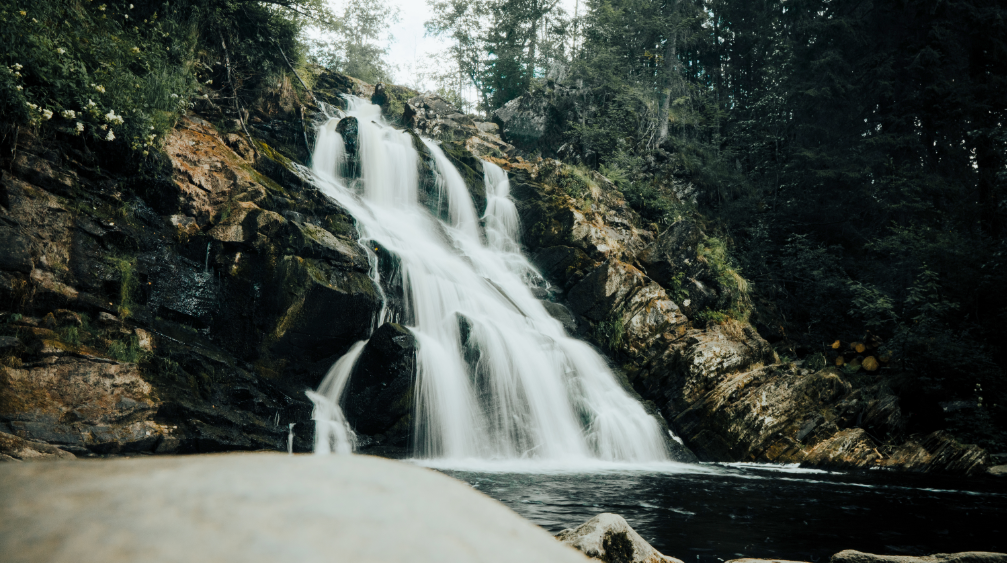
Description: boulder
xmin=344 ymin=323 xmax=417 ymax=443
xmin=831 ymin=551 xmax=1007 ymax=563
xmin=264 ymin=256 xmax=382 ymax=363
xmin=567 ymin=260 xmax=646 ymax=322
xmin=556 ymin=513 xmax=682 ymax=563
xmin=0 ymin=453 xmax=593 ymax=563
xmin=336 ymin=116 xmax=359 ymax=158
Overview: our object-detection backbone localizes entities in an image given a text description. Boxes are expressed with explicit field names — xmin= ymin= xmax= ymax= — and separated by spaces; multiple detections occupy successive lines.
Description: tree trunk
xmin=657 ymin=9 xmax=681 ymax=146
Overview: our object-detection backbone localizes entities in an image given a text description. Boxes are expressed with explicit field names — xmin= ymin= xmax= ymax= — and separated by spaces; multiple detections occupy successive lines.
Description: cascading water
xmin=307 ymin=97 xmax=671 ymax=464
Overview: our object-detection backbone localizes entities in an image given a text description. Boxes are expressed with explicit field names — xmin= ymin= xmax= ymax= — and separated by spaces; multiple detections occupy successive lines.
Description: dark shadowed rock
xmin=637 ymin=220 xmax=718 ymax=315
xmin=344 ymin=323 xmax=416 ymax=444
xmin=557 ymin=513 xmax=682 ymax=563
xmin=831 ymin=551 xmax=1007 ymax=563
xmin=336 ymin=116 xmax=359 ymax=158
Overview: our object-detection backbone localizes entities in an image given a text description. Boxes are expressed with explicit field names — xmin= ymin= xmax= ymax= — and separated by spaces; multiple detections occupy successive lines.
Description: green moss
xmin=107 ymin=334 xmax=145 ymax=364
xmin=595 ymin=318 xmax=626 ymax=351
xmin=108 ymin=256 xmax=138 ymax=318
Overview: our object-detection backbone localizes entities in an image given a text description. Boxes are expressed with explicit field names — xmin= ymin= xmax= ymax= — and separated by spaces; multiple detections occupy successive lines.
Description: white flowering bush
xmin=0 ymin=0 xmax=197 ymax=155
xmin=2 ymin=0 xmax=335 ymax=164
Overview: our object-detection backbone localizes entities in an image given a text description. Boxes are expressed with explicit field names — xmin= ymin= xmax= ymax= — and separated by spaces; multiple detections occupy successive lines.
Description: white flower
xmin=106 ymin=130 xmax=115 ymax=141
xmin=15 ymin=85 xmax=22 ymax=91
xmin=104 ymin=109 xmax=124 ymax=124
xmin=170 ymin=93 xmax=178 ymax=98
xmin=124 ymin=14 xmax=128 ymax=19
xmin=57 ymin=48 xmax=66 ymax=55
xmin=130 ymin=3 xmax=134 ymax=8
xmin=98 ymin=4 xmax=106 ymax=11
xmin=61 ymin=109 xmax=76 ymax=119
xmin=76 ymin=122 xmax=84 ymax=133
xmin=204 ymin=79 xmax=212 ymax=85
xmin=41 ymin=109 xmax=53 ymax=120
xmin=14 ymin=71 xmax=21 ymax=77
xmin=26 ymin=102 xmax=38 ymax=110
xmin=100 ymin=124 xmax=107 ymax=130
xmin=131 ymin=47 xmax=140 ymax=54
xmin=94 ymin=84 xmax=105 ymax=93
xmin=87 ymin=99 xmax=96 ymax=108
xmin=13 ymin=63 xmax=22 ymax=71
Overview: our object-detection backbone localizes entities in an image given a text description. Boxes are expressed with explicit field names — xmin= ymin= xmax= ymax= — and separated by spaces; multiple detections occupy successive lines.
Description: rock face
xmin=502 ymin=152 xmax=989 ymax=474
xmin=831 ymin=551 xmax=1007 ymax=563
xmin=0 ymin=453 xmax=594 ymax=563
xmin=0 ymin=69 xmax=383 ymax=457
xmin=557 ymin=513 xmax=682 ymax=563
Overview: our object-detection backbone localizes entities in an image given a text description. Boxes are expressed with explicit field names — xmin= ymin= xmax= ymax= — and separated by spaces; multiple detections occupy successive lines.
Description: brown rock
xmin=0 ymin=430 xmax=75 ymax=461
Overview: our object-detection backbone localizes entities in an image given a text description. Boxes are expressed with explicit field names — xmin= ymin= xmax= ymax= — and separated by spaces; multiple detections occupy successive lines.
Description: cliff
xmin=0 ymin=70 xmax=992 ymax=475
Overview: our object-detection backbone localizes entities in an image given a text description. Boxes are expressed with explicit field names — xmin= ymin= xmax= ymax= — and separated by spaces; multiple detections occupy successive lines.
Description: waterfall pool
xmin=423 ymin=462 xmax=1007 ymax=562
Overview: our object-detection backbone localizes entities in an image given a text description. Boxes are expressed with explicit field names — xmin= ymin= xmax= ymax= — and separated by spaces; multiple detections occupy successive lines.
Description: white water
xmin=307 ymin=97 xmax=671 ymax=464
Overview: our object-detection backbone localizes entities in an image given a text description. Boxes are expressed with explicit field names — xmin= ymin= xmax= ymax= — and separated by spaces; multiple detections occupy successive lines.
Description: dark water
xmin=435 ymin=463 xmax=1007 ymax=562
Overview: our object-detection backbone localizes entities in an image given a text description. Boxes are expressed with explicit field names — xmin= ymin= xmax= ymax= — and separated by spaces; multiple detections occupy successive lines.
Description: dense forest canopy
xmin=425 ymin=0 xmax=1007 ymax=449
xmin=2 ymin=0 xmax=1005 ymax=450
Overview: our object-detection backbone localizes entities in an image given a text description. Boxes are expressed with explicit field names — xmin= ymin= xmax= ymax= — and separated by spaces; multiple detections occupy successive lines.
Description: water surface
xmin=428 ymin=462 xmax=1007 ymax=562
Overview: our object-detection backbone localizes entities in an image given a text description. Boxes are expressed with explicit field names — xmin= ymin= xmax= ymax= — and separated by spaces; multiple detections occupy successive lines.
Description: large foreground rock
xmin=557 ymin=513 xmax=682 ymax=563
xmin=831 ymin=551 xmax=1007 ymax=563
xmin=0 ymin=453 xmax=592 ymax=563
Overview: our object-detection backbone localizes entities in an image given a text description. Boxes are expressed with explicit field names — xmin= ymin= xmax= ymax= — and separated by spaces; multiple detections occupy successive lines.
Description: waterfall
xmin=307 ymin=97 xmax=670 ymax=464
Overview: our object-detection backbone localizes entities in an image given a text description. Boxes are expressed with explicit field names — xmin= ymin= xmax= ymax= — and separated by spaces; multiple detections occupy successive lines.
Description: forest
xmin=2 ymin=0 xmax=1006 ymax=453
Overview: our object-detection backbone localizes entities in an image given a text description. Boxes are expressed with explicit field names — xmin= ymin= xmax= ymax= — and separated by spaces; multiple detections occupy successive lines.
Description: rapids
xmin=305 ymin=97 xmax=672 ymax=463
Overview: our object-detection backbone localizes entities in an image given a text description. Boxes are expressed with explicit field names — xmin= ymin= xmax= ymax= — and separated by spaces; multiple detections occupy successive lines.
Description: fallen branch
xmin=220 ymin=35 xmax=259 ymax=159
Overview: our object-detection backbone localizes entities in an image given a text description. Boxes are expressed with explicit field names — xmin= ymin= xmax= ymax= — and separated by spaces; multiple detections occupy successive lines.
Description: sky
xmin=330 ymin=0 xmax=581 ymax=92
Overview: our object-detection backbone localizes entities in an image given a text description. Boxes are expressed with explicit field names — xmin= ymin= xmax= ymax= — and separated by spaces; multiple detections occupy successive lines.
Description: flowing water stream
xmin=305 ymin=97 xmax=669 ymax=462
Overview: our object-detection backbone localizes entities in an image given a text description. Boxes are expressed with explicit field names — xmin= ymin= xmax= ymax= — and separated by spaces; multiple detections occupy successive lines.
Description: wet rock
xmin=344 ymin=323 xmax=416 ymax=444
xmin=283 ymin=220 xmax=369 ymax=269
xmin=556 ymin=513 xmax=682 ymax=563
xmin=543 ymin=301 xmax=578 ymax=333
xmin=0 ymin=225 xmax=35 ymax=274
xmin=830 ymin=551 xmax=1007 ymax=563
xmin=989 ymin=465 xmax=1007 ymax=476
xmin=264 ymin=256 xmax=381 ymax=364
xmin=169 ymin=214 xmax=200 ymax=237
xmin=336 ymin=116 xmax=359 ymax=158
xmin=139 ymin=249 xmax=219 ymax=328
xmin=0 ymin=430 xmax=75 ymax=461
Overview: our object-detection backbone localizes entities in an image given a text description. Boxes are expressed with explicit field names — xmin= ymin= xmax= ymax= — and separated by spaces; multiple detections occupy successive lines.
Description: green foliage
xmin=693 ymin=309 xmax=728 ymax=327
xmin=109 ymin=256 xmax=137 ymax=318
xmin=1 ymin=0 xmax=197 ymax=157
xmin=107 ymin=333 xmax=144 ymax=363
xmin=699 ymin=237 xmax=750 ymax=321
